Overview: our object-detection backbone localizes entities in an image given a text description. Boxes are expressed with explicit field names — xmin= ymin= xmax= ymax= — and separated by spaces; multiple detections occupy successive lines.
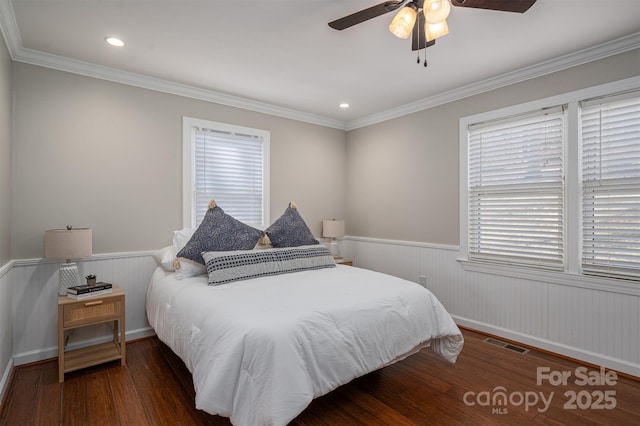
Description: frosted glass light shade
xmin=425 ymin=19 xmax=449 ymax=41
xmin=423 ymin=0 xmax=451 ymax=24
xmin=389 ymin=6 xmax=418 ymax=39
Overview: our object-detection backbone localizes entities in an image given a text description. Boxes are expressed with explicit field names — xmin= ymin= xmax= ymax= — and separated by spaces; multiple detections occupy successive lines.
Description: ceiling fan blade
xmin=451 ymin=0 xmax=536 ymax=13
xmin=411 ymin=14 xmax=436 ymax=51
xmin=328 ymin=1 xmax=405 ymax=30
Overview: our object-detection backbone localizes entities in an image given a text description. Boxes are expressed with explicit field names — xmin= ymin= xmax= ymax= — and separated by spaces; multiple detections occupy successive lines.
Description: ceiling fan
xmin=329 ymin=0 xmax=537 ymax=66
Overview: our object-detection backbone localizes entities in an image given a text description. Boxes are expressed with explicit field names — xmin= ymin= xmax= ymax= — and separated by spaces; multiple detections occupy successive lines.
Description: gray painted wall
xmin=345 ymin=49 xmax=640 ymax=245
xmin=0 ymin=29 xmax=11 ymax=265
xmin=0 ymin=28 xmax=12 ymax=404
xmin=11 ymin=63 xmax=346 ymax=258
xmin=9 ymin=50 xmax=640 ymax=257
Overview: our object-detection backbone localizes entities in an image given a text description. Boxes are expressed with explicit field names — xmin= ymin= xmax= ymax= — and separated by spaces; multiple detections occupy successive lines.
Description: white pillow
xmin=153 ymin=245 xmax=176 ymax=271
xmin=173 ymin=228 xmax=196 ymax=252
xmin=175 ymin=258 xmax=207 ymax=278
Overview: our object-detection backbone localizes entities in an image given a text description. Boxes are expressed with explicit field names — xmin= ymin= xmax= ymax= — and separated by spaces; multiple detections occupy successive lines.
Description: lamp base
xmin=59 ymin=262 xmax=81 ymax=296
xmin=328 ymin=239 xmax=342 ymax=260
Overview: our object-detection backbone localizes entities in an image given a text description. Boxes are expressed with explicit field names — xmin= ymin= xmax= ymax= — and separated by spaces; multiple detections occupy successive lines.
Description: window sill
xmin=457 ymin=258 xmax=639 ymax=296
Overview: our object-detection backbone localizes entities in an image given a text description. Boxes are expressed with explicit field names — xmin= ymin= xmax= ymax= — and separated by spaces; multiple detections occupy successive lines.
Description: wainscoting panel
xmin=0 ymin=261 xmax=14 ymax=404
xmin=342 ymin=237 xmax=640 ymax=377
xmin=5 ymin=243 xmax=639 ymax=378
xmin=11 ymin=253 xmax=158 ymax=365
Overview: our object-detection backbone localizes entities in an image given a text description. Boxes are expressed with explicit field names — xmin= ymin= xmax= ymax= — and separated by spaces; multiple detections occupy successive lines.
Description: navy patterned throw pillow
xmin=265 ymin=202 xmax=319 ymax=248
xmin=176 ymin=201 xmax=263 ymax=265
xmin=203 ymin=245 xmax=335 ymax=285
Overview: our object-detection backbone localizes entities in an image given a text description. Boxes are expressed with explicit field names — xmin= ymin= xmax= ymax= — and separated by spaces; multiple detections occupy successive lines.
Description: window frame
xmin=182 ymin=116 xmax=270 ymax=229
xmin=467 ymin=106 xmax=567 ymax=271
xmin=459 ymin=76 xmax=640 ymax=296
xmin=580 ymin=93 xmax=640 ymax=280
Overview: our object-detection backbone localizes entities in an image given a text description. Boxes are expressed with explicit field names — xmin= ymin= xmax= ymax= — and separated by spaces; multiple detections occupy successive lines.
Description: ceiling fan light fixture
xmin=425 ymin=19 xmax=449 ymax=41
xmin=423 ymin=0 xmax=451 ymax=24
xmin=389 ymin=5 xmax=418 ymax=39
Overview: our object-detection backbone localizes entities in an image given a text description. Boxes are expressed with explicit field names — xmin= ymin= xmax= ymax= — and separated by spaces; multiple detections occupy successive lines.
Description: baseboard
xmin=454 ymin=315 xmax=640 ymax=378
xmin=0 ymin=356 xmax=14 ymax=412
xmin=12 ymin=326 xmax=156 ymax=366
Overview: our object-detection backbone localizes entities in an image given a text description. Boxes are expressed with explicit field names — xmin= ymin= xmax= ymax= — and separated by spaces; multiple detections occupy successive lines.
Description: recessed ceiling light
xmin=105 ymin=37 xmax=125 ymax=47
xmin=339 ymin=103 xmax=350 ymax=109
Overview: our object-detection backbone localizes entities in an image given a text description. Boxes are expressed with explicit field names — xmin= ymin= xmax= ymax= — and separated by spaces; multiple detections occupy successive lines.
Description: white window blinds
xmin=581 ymin=93 xmax=640 ymax=280
xmin=468 ymin=107 xmax=565 ymax=269
xmin=193 ymin=126 xmax=265 ymax=226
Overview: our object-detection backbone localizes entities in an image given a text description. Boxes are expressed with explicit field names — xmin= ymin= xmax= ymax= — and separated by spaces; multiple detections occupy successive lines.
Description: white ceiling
xmin=2 ymin=0 xmax=640 ymax=128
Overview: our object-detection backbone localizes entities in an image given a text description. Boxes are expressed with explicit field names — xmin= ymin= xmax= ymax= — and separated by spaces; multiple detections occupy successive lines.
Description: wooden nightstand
xmin=336 ymin=259 xmax=353 ymax=266
xmin=58 ymin=286 xmax=126 ymax=382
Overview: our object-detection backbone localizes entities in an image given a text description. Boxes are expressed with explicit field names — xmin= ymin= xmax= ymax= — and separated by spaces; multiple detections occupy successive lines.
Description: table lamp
xmin=322 ymin=219 xmax=345 ymax=259
xmin=44 ymin=226 xmax=92 ymax=296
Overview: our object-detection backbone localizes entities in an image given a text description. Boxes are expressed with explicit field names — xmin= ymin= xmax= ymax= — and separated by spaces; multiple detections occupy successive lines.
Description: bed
xmin=146 ymin=262 xmax=464 ymax=426
xmin=147 ymin=201 xmax=463 ymax=424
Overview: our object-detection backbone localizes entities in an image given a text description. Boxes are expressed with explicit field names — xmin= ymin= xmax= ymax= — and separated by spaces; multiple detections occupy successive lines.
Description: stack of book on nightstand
xmin=66 ymin=282 xmax=113 ymax=299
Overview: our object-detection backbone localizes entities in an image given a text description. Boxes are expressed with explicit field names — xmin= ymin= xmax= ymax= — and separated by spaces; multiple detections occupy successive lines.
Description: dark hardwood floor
xmin=1 ymin=328 xmax=638 ymax=425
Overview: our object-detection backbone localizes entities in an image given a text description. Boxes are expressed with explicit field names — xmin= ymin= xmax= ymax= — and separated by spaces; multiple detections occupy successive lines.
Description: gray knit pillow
xmin=265 ymin=202 xmax=319 ymax=248
xmin=176 ymin=200 xmax=263 ymax=265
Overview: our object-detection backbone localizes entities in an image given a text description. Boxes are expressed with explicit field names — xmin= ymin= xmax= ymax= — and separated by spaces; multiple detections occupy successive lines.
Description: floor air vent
xmin=484 ymin=337 xmax=529 ymax=354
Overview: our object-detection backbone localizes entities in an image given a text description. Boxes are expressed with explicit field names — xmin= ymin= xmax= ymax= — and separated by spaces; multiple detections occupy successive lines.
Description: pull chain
xmin=415 ymin=14 xmax=427 ymax=68
xmin=416 ymin=20 xmax=421 ymax=64
xmin=422 ymin=15 xmax=428 ymax=68
xmin=423 ymin=41 xmax=428 ymax=68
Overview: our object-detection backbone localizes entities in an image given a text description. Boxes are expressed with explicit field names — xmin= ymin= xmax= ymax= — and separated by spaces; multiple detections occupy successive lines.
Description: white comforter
xmin=146 ymin=265 xmax=463 ymax=426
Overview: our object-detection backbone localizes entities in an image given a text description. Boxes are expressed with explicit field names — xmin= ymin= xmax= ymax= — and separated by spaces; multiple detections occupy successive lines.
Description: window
xmin=467 ymin=107 xmax=565 ymax=270
xmin=182 ymin=117 xmax=270 ymax=228
xmin=459 ymin=78 xmax=640 ymax=286
xmin=581 ymin=93 xmax=640 ymax=279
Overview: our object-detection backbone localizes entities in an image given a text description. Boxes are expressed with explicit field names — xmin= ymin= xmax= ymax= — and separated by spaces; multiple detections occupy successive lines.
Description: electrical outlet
xmin=418 ymin=275 xmax=427 ymax=287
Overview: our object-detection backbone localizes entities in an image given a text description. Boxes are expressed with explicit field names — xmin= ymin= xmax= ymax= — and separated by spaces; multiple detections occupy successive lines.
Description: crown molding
xmin=13 ymin=47 xmax=348 ymax=130
xmin=0 ymin=0 xmax=638 ymax=132
xmin=0 ymin=0 xmax=347 ymax=130
xmin=345 ymin=32 xmax=640 ymax=131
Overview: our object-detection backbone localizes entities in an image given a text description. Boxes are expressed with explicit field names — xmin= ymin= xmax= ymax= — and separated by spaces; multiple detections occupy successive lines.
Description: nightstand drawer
xmin=63 ymin=297 xmax=123 ymax=328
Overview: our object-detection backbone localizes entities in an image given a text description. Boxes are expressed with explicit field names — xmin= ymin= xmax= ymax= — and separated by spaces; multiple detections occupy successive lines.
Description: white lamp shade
xmin=44 ymin=228 xmax=93 ymax=260
xmin=322 ymin=220 xmax=345 ymax=239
